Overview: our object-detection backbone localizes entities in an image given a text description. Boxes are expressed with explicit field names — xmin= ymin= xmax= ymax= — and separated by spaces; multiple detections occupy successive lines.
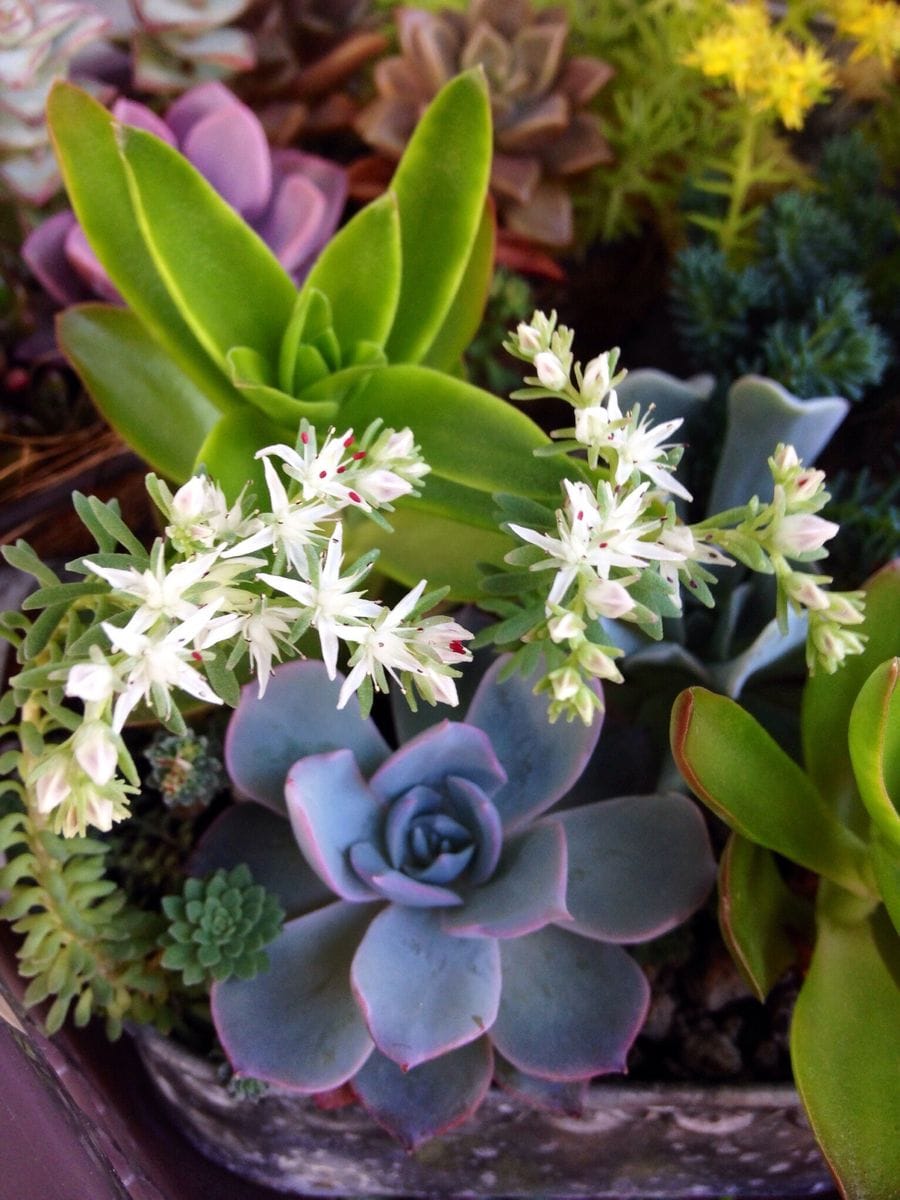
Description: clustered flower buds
xmin=485 ymin=311 xmax=865 ymax=721
xmin=11 ymin=421 xmax=471 ymax=836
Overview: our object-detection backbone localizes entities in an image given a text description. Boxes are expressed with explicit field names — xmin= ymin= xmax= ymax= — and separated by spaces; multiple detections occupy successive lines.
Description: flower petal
xmin=491 ymin=926 xmax=649 ymax=1081
xmin=225 ymin=660 xmax=390 ymax=813
xmin=351 ymin=907 xmax=501 ymax=1069
xmin=557 ymin=794 xmax=716 ymax=943
xmin=353 ymin=1038 xmax=493 ymax=1150
xmin=465 ymin=656 xmax=603 ymax=831
xmin=442 ymin=822 xmax=570 ymax=939
xmin=369 ymin=721 xmax=507 ymax=805
xmin=212 ymin=901 xmax=376 ymax=1092
xmin=189 ymin=802 xmax=332 ymax=919
xmin=286 ymin=750 xmax=383 ymax=902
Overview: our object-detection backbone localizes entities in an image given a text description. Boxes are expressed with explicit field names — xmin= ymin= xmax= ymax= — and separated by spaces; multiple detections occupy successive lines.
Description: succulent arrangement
xmin=0 ymin=2 xmax=897 ymax=1197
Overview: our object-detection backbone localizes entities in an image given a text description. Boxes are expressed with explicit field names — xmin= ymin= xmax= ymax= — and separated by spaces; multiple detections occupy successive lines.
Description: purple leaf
xmin=225 ymin=660 xmax=390 ymax=813
xmin=351 ymin=906 xmax=501 ymax=1069
xmin=182 ymin=101 xmax=272 ymax=220
xmin=22 ymin=212 xmax=87 ymax=306
xmin=557 ymin=794 xmax=716 ymax=943
xmin=369 ymin=721 xmax=506 ymax=805
xmin=255 ymin=173 xmax=327 ymax=275
xmin=443 ymin=822 xmax=570 ymax=939
xmin=348 ymin=841 xmax=462 ymax=908
xmin=286 ymin=750 xmax=383 ymax=902
xmin=494 ymin=1054 xmax=587 ymax=1116
xmin=465 ymin=656 xmax=603 ymax=831
xmin=491 ymin=926 xmax=649 ymax=1080
xmin=212 ymin=901 xmax=376 ymax=1092
xmin=189 ymin=802 xmax=331 ymax=918
xmin=111 ymin=98 xmax=177 ymax=145
xmin=353 ymin=1038 xmax=494 ymax=1149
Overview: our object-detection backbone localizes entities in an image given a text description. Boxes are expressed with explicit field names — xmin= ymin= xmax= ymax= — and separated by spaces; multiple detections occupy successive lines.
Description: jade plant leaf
xmin=58 ymin=304 xmax=219 ymax=482
xmin=802 ymin=561 xmax=900 ymax=818
xmin=47 ymin=82 xmax=238 ymax=414
xmin=717 ymin=832 xmax=813 ymax=1000
xmin=301 ymin=192 xmax=401 ymax=354
xmin=671 ymin=687 xmax=873 ymax=895
xmin=386 ymin=69 xmax=493 ymax=364
xmin=119 ymin=123 xmax=297 ymax=370
xmin=791 ymin=901 xmax=900 ymax=1200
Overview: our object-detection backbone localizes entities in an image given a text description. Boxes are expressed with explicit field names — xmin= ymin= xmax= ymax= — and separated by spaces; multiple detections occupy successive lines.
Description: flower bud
xmin=825 ymin=593 xmax=865 ymax=625
xmin=548 ymin=611 xmax=586 ymax=643
xmin=582 ymin=578 xmax=635 ymax=621
xmin=786 ymin=572 xmax=830 ymax=610
xmin=516 ymin=322 xmax=543 ymax=354
xmin=771 ymin=513 xmax=839 ymax=555
xmin=34 ymin=760 xmax=72 ymax=814
xmin=574 ymin=405 xmax=612 ymax=446
xmin=534 ymin=351 xmax=568 ymax=391
xmin=576 ymin=642 xmax=624 ymax=682
xmin=171 ymin=476 xmax=209 ymax=520
xmin=74 ymin=722 xmax=118 ymax=786
xmin=66 ymin=659 xmax=116 ymax=704
xmin=549 ymin=666 xmax=581 ymax=701
xmin=581 ymin=353 xmax=612 ymax=402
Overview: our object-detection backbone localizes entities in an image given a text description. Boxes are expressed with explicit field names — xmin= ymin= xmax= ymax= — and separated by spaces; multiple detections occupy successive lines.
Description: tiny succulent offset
xmin=195 ymin=657 xmax=716 ymax=1146
xmin=24 ymin=80 xmax=347 ymax=307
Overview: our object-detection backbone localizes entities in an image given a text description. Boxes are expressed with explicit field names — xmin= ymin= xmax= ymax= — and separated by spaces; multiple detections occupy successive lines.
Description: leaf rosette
xmin=195 ymin=657 xmax=716 ymax=1146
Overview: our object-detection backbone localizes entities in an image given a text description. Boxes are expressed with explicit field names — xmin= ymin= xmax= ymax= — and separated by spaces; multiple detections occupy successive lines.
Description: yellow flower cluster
xmin=684 ymin=2 xmax=836 ymax=128
xmin=831 ymin=0 xmax=900 ymax=67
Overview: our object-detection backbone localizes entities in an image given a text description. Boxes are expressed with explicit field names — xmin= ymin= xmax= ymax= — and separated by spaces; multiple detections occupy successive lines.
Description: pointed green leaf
xmin=422 ymin=200 xmax=495 ymax=372
xmin=340 ymin=365 xmax=570 ymax=499
xmin=348 ymin=507 xmax=511 ymax=600
xmin=386 ymin=70 xmax=492 ymax=363
xmin=803 ymin=561 xmax=900 ymax=816
xmin=718 ymin=833 xmax=813 ymax=1001
xmin=119 ymin=123 xmax=296 ymax=370
xmin=849 ymin=658 xmax=900 ymax=852
xmin=302 ymin=192 xmax=401 ymax=354
xmin=792 ymin=903 xmax=900 ymax=1200
xmin=226 ymin=346 xmax=337 ymax=424
xmin=58 ymin=304 xmax=219 ymax=482
xmin=47 ymin=82 xmax=239 ymax=414
xmin=195 ymin=408 xmax=291 ymax=504
xmin=671 ymin=687 xmax=874 ymax=896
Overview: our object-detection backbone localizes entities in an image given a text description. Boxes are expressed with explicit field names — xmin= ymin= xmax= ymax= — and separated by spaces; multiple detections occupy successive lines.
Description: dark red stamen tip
xmin=343 ymin=435 xmax=354 ymax=447
xmin=337 ymin=465 xmax=346 ymax=474
xmin=449 ymin=640 xmax=465 ymax=654
xmin=352 ymin=451 xmax=366 ymax=460
xmin=319 ymin=470 xmax=327 ymax=478
xmin=300 ymin=431 xmax=309 ymax=444
xmin=191 ymin=651 xmax=203 ymax=662
xmin=349 ymin=491 xmax=362 ymax=503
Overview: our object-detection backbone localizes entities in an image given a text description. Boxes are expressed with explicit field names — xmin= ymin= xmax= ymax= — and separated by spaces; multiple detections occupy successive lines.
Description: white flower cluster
xmin=495 ymin=311 xmax=864 ymax=721
xmin=26 ymin=423 xmax=470 ymax=835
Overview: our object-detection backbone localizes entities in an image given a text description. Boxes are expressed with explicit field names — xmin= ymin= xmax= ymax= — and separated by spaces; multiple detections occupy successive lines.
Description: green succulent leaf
xmin=46 ymin=82 xmax=238 ymax=414
xmin=59 ymin=305 xmax=219 ymax=482
xmin=671 ymin=687 xmax=874 ymax=896
xmin=717 ymin=832 xmax=813 ymax=1001
xmin=341 ymin=366 xmax=568 ymax=500
xmin=791 ymin=901 xmax=900 ymax=1200
xmin=194 ymin=408 xmax=292 ymax=504
xmin=302 ymin=192 xmax=401 ymax=354
xmin=386 ymin=69 xmax=492 ymax=364
xmin=226 ymin=346 xmax=337 ymax=424
xmin=422 ymin=200 xmax=495 ymax=373
xmin=119 ymin=123 xmax=296 ymax=371
xmin=803 ymin=561 xmax=900 ymax=820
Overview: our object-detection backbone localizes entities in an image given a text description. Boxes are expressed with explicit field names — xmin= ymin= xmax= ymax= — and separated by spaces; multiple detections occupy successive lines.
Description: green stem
xmin=719 ymin=112 xmax=761 ymax=261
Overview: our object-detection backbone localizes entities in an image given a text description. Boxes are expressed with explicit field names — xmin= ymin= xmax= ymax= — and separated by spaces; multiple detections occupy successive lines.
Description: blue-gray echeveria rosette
xmin=197 ymin=658 xmax=716 ymax=1147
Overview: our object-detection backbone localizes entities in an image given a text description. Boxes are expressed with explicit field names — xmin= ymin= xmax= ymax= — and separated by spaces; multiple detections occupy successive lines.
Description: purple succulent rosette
xmin=197 ymin=658 xmax=715 ymax=1147
xmin=24 ymin=80 xmax=347 ymax=305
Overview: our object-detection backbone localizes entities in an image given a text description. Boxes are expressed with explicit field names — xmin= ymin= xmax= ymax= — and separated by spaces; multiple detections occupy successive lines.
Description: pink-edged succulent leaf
xmin=465 ymin=656 xmax=602 ymax=832
xmin=189 ymin=802 xmax=332 ymax=919
xmin=224 ymin=660 xmax=390 ymax=812
xmin=494 ymin=1053 xmax=587 ymax=1116
xmin=442 ymin=821 xmax=569 ymax=939
xmin=285 ymin=749 xmax=384 ymax=903
xmin=350 ymin=905 xmax=501 ymax=1069
xmin=369 ymin=720 xmax=507 ymax=805
xmin=348 ymin=841 xmax=463 ymax=908
xmin=491 ymin=926 xmax=650 ymax=1080
xmin=179 ymin=97 xmax=272 ymax=219
xmin=353 ymin=1037 xmax=494 ymax=1150
xmin=212 ymin=901 xmax=376 ymax=1091
xmin=556 ymin=793 xmax=716 ymax=944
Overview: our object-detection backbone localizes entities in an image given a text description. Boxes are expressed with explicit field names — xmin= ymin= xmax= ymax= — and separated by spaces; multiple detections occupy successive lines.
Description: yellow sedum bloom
xmin=684 ymin=2 xmax=836 ymax=128
xmin=831 ymin=0 xmax=900 ymax=67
